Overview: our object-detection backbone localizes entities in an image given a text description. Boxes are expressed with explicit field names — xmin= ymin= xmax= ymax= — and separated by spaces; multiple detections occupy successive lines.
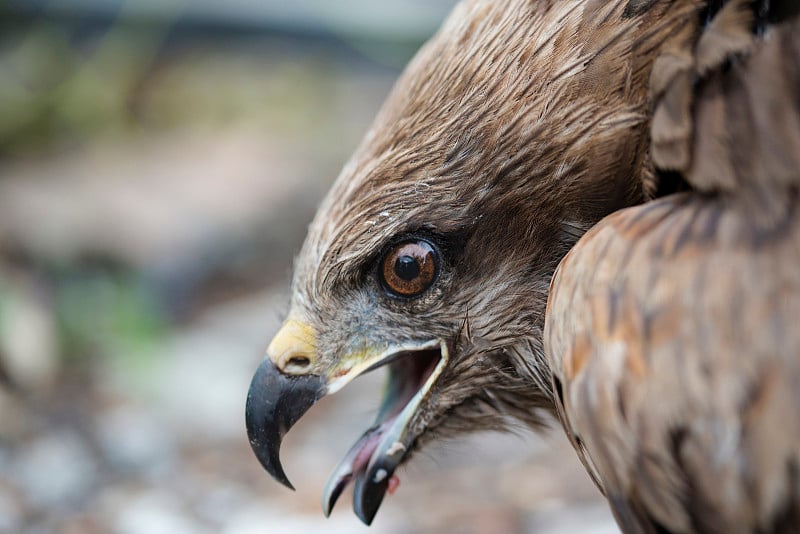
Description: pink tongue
xmin=351 ymin=428 xmax=401 ymax=497
xmin=352 ymin=430 xmax=383 ymax=474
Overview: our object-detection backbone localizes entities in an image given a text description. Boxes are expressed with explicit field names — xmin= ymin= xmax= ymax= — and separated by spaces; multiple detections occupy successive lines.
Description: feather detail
xmin=652 ymin=0 xmax=800 ymax=205
xmin=688 ymin=16 xmax=800 ymax=201
xmin=546 ymin=2 xmax=800 ymax=531
xmin=695 ymin=0 xmax=755 ymax=74
xmin=546 ymin=195 xmax=800 ymax=533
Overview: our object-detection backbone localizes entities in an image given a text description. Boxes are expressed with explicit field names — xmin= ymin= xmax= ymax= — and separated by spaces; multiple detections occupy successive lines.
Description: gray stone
xmin=14 ymin=429 xmax=96 ymax=509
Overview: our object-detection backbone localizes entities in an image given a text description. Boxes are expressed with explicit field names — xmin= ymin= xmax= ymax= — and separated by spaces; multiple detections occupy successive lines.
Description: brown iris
xmin=380 ymin=239 xmax=438 ymax=297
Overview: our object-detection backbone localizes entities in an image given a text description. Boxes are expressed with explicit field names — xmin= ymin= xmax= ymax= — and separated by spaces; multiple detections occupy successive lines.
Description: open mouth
xmin=322 ymin=341 xmax=447 ymax=524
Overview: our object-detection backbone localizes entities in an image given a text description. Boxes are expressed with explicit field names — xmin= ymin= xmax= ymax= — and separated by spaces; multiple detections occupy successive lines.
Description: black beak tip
xmin=353 ymin=464 xmax=392 ymax=526
xmin=322 ymin=475 xmax=350 ymax=517
xmin=246 ymin=431 xmax=296 ymax=491
xmin=245 ymin=358 xmax=325 ymax=491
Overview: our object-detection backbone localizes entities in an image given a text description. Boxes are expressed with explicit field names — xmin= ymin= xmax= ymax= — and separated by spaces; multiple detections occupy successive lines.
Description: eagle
xmin=245 ymin=0 xmax=800 ymax=531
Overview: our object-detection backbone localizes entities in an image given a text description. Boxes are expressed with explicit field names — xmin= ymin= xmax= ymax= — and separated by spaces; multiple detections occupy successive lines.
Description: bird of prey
xmin=245 ymin=0 xmax=800 ymax=531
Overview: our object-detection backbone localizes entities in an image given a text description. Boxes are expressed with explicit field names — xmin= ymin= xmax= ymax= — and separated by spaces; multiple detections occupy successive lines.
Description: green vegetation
xmin=55 ymin=269 xmax=167 ymax=368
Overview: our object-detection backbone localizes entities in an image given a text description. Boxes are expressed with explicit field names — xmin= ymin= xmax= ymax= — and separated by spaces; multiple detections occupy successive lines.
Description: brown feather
xmin=546 ymin=195 xmax=800 ymax=532
xmin=546 ymin=2 xmax=800 ymax=531
xmin=688 ymin=16 xmax=800 ymax=200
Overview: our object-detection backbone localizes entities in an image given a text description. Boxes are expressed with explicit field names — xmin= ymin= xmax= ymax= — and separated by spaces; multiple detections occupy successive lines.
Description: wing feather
xmin=546 ymin=195 xmax=800 ymax=532
xmin=545 ymin=2 xmax=800 ymax=532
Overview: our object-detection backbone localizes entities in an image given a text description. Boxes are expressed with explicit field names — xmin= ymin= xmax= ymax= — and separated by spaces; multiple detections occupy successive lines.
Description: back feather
xmin=652 ymin=0 xmax=800 ymax=208
xmin=545 ymin=2 xmax=800 ymax=532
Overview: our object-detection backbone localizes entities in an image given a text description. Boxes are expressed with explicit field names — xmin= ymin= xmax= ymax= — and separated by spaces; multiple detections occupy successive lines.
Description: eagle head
xmin=245 ymin=0 xmax=672 ymax=524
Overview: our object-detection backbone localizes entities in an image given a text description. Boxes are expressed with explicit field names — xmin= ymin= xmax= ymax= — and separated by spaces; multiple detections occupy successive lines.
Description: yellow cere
xmin=267 ymin=317 xmax=318 ymax=373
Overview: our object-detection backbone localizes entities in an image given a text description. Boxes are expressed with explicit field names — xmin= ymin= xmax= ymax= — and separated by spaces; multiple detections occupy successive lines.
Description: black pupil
xmin=394 ymin=255 xmax=420 ymax=281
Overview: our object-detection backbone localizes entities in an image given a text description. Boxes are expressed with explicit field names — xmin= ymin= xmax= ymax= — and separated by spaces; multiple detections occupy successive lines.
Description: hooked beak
xmin=244 ymin=358 xmax=326 ymax=490
xmin=245 ymin=316 xmax=449 ymax=525
xmin=245 ymin=318 xmax=326 ymax=490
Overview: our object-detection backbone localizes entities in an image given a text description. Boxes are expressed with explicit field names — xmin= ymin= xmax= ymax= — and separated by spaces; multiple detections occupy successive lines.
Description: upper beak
xmin=245 ymin=357 xmax=326 ymax=490
xmin=245 ymin=318 xmax=326 ymax=490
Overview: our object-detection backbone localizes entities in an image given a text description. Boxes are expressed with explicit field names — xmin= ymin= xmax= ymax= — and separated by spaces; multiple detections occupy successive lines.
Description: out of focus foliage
xmin=0 ymin=1 xmax=448 ymax=371
xmin=0 ymin=1 xmax=452 ymax=156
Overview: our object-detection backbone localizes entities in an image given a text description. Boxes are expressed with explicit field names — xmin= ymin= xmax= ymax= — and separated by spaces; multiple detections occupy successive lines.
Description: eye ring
xmin=379 ymin=239 xmax=439 ymax=298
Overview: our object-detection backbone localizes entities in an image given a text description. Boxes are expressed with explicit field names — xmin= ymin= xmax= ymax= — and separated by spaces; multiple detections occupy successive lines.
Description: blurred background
xmin=0 ymin=1 xmax=617 ymax=532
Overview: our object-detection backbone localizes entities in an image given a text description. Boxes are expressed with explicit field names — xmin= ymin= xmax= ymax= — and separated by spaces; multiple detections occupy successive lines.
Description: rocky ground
xmin=0 ymin=21 xmax=619 ymax=534
xmin=0 ymin=282 xmax=617 ymax=533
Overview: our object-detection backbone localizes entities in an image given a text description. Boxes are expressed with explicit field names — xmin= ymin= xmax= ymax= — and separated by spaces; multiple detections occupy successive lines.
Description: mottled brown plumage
xmin=546 ymin=3 xmax=800 ymax=532
xmin=245 ymin=0 xmax=800 ymax=530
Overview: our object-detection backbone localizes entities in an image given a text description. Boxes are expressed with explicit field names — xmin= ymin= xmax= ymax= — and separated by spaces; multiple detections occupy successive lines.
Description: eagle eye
xmin=380 ymin=239 xmax=438 ymax=298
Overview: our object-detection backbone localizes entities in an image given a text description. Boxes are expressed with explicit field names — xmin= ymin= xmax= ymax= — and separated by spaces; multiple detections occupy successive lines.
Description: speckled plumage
xmin=546 ymin=3 xmax=800 ymax=531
